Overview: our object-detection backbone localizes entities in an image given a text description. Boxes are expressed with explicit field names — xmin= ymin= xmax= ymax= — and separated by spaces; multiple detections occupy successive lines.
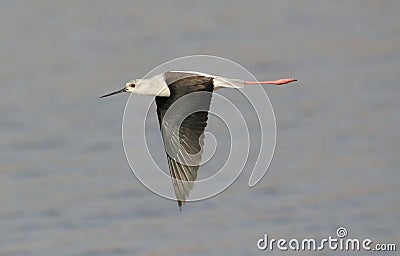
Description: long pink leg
xmin=244 ymin=78 xmax=297 ymax=85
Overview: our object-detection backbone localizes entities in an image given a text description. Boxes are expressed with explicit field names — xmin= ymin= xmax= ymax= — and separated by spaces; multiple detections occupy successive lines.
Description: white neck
xmin=134 ymin=74 xmax=170 ymax=97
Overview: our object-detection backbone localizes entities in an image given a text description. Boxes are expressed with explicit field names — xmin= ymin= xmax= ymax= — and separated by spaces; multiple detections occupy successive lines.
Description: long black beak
xmin=100 ymin=88 xmax=126 ymax=98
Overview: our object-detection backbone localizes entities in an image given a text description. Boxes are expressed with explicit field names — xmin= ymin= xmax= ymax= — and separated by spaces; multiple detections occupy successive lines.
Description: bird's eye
xmin=130 ymin=83 xmax=135 ymax=88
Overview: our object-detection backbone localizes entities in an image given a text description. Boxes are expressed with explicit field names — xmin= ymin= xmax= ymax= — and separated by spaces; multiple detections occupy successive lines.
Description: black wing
xmin=155 ymin=74 xmax=214 ymax=209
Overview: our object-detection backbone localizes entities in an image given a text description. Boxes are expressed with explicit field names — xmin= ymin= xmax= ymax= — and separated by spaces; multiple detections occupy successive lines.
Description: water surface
xmin=1 ymin=1 xmax=399 ymax=255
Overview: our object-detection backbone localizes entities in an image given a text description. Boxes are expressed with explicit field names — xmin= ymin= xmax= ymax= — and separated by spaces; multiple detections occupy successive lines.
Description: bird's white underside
xmin=129 ymin=71 xmax=245 ymax=97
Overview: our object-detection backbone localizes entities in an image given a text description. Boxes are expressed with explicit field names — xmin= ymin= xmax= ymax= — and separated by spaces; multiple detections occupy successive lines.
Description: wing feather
xmin=155 ymin=74 xmax=214 ymax=209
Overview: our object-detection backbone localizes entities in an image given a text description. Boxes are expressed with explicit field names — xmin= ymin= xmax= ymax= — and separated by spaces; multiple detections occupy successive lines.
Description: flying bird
xmin=101 ymin=71 xmax=297 ymax=209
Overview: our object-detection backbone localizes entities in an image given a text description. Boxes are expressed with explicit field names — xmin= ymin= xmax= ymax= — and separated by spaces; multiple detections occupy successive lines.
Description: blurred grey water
xmin=1 ymin=1 xmax=399 ymax=255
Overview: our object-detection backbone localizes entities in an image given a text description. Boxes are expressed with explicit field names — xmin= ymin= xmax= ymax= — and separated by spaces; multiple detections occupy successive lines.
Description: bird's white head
xmin=100 ymin=74 xmax=170 ymax=98
xmin=125 ymin=79 xmax=139 ymax=93
xmin=99 ymin=79 xmax=141 ymax=98
xmin=126 ymin=76 xmax=170 ymax=96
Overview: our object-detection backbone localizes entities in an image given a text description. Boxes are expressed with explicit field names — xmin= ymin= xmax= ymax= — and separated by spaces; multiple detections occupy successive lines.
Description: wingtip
xmin=178 ymin=200 xmax=184 ymax=211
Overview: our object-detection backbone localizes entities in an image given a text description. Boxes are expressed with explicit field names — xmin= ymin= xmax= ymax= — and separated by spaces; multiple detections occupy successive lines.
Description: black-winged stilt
xmin=101 ymin=71 xmax=296 ymax=209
